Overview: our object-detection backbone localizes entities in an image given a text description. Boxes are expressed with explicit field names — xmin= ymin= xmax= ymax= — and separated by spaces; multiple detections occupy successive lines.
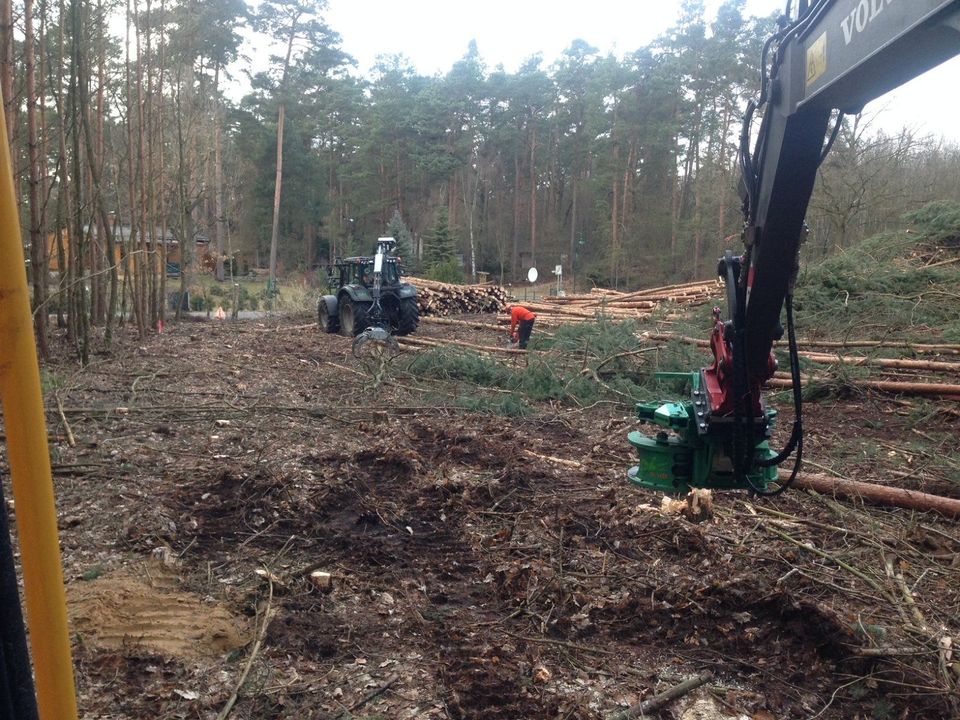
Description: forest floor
xmin=16 ymin=301 xmax=960 ymax=720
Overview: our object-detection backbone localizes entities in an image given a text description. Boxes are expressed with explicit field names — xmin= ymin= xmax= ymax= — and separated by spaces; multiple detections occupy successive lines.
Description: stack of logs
xmin=516 ymin=279 xmax=720 ymax=324
xmin=409 ymin=277 xmax=511 ymax=316
xmin=407 ymin=276 xmax=721 ymax=321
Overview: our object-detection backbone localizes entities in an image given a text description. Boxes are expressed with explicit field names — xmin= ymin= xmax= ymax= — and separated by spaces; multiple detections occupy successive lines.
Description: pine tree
xmin=386 ymin=208 xmax=415 ymax=271
xmin=425 ymin=208 xmax=463 ymax=282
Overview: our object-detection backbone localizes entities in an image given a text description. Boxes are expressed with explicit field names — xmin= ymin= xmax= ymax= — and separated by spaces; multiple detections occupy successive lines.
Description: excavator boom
xmin=629 ymin=0 xmax=960 ymax=495
xmin=743 ymin=0 xmax=960 ymax=376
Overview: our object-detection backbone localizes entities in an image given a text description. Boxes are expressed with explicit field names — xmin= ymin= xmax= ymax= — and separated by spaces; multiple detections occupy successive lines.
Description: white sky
xmin=311 ymin=0 xmax=960 ymax=142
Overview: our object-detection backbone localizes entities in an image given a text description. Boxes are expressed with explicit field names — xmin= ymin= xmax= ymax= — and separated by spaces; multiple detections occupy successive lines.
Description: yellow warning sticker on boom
xmin=806 ymin=32 xmax=827 ymax=88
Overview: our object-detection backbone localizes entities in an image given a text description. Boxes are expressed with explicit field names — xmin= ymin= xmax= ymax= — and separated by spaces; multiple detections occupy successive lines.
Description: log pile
xmin=408 ymin=277 xmax=511 ymax=316
xmin=406 ymin=275 xmax=721 ymax=322
xmin=516 ymin=279 xmax=721 ymax=324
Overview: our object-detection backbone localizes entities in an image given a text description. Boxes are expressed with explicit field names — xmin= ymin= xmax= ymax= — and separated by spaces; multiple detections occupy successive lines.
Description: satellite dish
xmin=527 ymin=267 xmax=539 ymax=283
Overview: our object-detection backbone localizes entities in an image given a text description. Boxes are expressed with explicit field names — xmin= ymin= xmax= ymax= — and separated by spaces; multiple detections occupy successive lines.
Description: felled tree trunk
xmin=787 ymin=470 xmax=960 ymax=519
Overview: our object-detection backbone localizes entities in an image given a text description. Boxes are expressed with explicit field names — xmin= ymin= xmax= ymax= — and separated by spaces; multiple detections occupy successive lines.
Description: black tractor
xmin=317 ymin=239 xmax=420 ymax=337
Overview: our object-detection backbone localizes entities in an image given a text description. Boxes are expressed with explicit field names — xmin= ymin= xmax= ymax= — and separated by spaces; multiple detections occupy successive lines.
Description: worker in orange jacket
xmin=507 ymin=305 xmax=537 ymax=349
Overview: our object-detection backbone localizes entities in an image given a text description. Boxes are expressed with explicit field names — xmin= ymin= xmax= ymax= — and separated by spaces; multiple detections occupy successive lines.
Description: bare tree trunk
xmin=124 ymin=0 xmax=145 ymax=333
xmin=717 ymin=101 xmax=731 ymax=239
xmin=55 ymin=0 xmax=69 ymax=333
xmin=175 ymin=68 xmax=187 ymax=319
xmin=38 ymin=0 xmax=51 ymax=333
xmin=529 ymin=123 xmax=537 ymax=268
xmin=461 ymin=162 xmax=480 ymax=282
xmin=55 ymin=220 xmax=66 ymax=328
xmin=213 ymin=65 xmax=225 ymax=281
xmin=670 ymin=157 xmax=679 ymax=268
xmin=395 ymin=145 xmax=402 ymax=216
xmin=512 ymin=150 xmax=521 ymax=279
xmin=95 ymin=0 xmax=117 ymax=340
xmin=25 ymin=0 xmax=49 ymax=357
xmin=90 ymin=0 xmax=106 ymax=326
xmin=69 ymin=0 xmax=89 ymax=364
xmin=267 ymin=22 xmax=299 ymax=298
xmin=75 ymin=0 xmax=115 ymax=339
xmin=144 ymin=0 xmax=159 ymax=328
xmin=610 ymin=112 xmax=620 ymax=288
xmin=1 ymin=0 xmax=15 ymax=147
xmin=89 ymin=202 xmax=102 ymax=325
xmin=114 ymin=208 xmax=130 ymax=325
xmin=174 ymin=64 xmax=200 ymax=321
xmin=621 ymin=141 xmax=634 ymax=286
xmin=494 ymin=154 xmax=505 ymax=284
xmin=156 ymin=0 xmax=166 ymax=326
xmin=569 ymin=177 xmax=577 ymax=290
xmin=268 ymin=101 xmax=285 ymax=289
xmin=693 ymin=185 xmax=703 ymax=279
xmin=135 ymin=0 xmax=151 ymax=331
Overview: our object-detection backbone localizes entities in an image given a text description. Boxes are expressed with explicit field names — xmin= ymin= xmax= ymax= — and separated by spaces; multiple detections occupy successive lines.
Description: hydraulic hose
xmin=0 ymin=92 xmax=79 ymax=720
xmin=753 ymin=293 xmax=804 ymax=496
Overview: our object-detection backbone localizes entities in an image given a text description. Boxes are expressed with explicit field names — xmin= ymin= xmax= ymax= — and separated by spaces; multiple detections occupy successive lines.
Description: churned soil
xmin=11 ymin=313 xmax=958 ymax=719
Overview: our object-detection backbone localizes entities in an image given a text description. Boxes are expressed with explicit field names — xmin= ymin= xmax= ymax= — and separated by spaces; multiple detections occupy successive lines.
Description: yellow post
xmin=0 ymin=95 xmax=79 ymax=717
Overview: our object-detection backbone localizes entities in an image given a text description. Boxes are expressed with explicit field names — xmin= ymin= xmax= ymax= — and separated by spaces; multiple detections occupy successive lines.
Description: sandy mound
xmin=67 ymin=567 xmax=248 ymax=660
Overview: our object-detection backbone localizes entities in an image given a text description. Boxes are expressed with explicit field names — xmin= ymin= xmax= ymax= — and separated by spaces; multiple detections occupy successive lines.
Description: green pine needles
xmin=794 ymin=202 xmax=960 ymax=343
xmin=424 ymin=208 xmax=465 ymax=283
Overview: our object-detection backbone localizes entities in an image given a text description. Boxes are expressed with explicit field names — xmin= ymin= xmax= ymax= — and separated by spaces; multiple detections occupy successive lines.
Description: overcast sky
xmin=310 ymin=0 xmax=960 ymax=142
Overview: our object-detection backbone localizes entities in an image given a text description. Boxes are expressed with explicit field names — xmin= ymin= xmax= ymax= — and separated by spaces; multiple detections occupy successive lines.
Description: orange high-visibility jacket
xmin=510 ymin=306 xmax=537 ymax=335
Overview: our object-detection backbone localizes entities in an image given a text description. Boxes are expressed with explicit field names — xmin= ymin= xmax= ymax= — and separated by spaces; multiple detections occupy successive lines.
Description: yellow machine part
xmin=0 ymin=98 xmax=79 ymax=717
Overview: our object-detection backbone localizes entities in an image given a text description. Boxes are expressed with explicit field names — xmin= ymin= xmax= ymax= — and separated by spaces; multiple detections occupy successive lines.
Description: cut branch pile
xmin=408 ymin=277 xmax=510 ymax=316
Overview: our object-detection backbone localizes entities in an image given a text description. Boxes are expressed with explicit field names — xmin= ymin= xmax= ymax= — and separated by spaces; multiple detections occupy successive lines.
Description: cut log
xmin=420 ymin=316 xmax=501 ymax=331
xmin=799 ymin=353 xmax=960 ymax=372
xmin=397 ymin=335 xmax=525 ymax=356
xmin=766 ymin=376 xmax=960 ymax=398
xmin=643 ymin=331 xmax=709 ymax=348
xmin=786 ymin=470 xmax=960 ymax=519
xmin=796 ymin=339 xmax=960 ymax=352
xmin=644 ymin=331 xmax=960 ymax=356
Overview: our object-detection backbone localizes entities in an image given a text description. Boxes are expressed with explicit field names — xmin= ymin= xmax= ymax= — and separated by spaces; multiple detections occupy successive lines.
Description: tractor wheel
xmin=339 ymin=298 xmax=371 ymax=337
xmin=318 ymin=298 xmax=339 ymax=333
xmin=396 ymin=297 xmax=420 ymax=336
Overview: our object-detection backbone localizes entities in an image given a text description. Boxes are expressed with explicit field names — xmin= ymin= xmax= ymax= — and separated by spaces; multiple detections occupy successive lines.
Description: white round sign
xmin=527 ymin=267 xmax=539 ymax=283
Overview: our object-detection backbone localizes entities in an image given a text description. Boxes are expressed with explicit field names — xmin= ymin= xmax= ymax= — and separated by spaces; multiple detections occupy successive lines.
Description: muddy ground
xmin=11 ymin=312 xmax=960 ymax=719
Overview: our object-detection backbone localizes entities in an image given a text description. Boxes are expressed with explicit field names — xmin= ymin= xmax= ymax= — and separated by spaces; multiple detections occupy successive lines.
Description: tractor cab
xmin=337 ymin=256 xmax=402 ymax=288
